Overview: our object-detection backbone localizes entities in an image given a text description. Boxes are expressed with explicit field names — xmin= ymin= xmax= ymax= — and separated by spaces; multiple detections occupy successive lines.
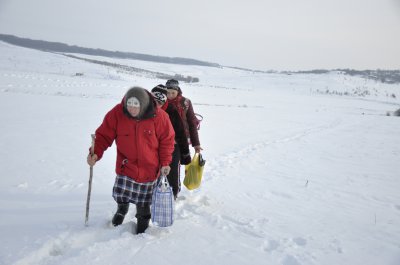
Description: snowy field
xmin=0 ymin=41 xmax=399 ymax=265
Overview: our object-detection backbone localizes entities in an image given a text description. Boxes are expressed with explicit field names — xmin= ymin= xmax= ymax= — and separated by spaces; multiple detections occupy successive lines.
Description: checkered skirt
xmin=112 ymin=175 xmax=157 ymax=206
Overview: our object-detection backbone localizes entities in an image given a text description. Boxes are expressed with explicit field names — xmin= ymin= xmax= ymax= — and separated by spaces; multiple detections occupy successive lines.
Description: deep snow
xmin=0 ymin=41 xmax=399 ymax=265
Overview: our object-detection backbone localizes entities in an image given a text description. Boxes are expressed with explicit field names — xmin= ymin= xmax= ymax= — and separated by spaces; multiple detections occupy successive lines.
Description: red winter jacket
xmin=168 ymin=94 xmax=200 ymax=147
xmin=93 ymin=97 xmax=175 ymax=183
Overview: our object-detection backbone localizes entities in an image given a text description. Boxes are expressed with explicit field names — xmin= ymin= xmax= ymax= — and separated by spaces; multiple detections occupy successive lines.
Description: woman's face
xmin=126 ymin=97 xmax=141 ymax=117
xmin=127 ymin=106 xmax=140 ymax=117
xmin=167 ymin=89 xmax=178 ymax=100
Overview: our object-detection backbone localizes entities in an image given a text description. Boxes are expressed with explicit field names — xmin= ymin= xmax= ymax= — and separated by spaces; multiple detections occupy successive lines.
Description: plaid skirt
xmin=112 ymin=175 xmax=157 ymax=206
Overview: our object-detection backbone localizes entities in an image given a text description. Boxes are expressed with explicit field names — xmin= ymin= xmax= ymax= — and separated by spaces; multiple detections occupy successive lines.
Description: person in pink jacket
xmin=87 ymin=86 xmax=175 ymax=234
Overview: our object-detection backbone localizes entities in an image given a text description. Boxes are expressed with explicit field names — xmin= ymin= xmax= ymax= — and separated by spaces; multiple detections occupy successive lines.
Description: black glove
xmin=180 ymin=153 xmax=191 ymax=165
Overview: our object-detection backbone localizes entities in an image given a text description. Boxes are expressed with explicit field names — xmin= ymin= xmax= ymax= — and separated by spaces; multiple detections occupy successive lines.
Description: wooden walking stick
xmin=85 ymin=134 xmax=96 ymax=226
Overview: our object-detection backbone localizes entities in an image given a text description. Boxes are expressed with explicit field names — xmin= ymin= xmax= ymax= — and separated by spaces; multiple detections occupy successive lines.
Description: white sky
xmin=0 ymin=0 xmax=399 ymax=70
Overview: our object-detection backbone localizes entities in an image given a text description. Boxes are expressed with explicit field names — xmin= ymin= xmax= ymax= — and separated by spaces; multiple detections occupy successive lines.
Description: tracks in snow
xmin=9 ymin=118 xmax=343 ymax=265
xmin=205 ymin=118 xmax=342 ymax=183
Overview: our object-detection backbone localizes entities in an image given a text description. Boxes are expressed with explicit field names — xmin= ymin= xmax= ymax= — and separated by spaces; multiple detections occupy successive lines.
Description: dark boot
xmin=135 ymin=204 xmax=151 ymax=234
xmin=136 ymin=218 xmax=150 ymax=234
xmin=112 ymin=203 xmax=129 ymax=226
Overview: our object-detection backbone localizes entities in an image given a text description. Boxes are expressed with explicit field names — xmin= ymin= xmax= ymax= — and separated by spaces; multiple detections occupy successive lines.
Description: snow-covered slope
xmin=0 ymin=41 xmax=399 ymax=265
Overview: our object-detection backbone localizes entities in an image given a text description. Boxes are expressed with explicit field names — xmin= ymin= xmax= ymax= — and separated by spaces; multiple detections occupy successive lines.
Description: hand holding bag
xmin=183 ymin=153 xmax=206 ymax=190
xmin=151 ymin=175 xmax=174 ymax=227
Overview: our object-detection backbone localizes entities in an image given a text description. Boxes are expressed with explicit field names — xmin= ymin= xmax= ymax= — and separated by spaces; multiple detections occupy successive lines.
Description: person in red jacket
xmin=87 ymin=86 xmax=175 ymax=234
xmin=165 ymin=79 xmax=203 ymax=154
xmin=151 ymin=84 xmax=191 ymax=200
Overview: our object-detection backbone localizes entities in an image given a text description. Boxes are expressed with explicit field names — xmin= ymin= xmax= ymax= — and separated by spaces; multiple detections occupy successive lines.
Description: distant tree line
xmin=64 ymin=54 xmax=200 ymax=83
xmin=164 ymin=74 xmax=199 ymax=83
xmin=335 ymin=69 xmax=400 ymax=84
xmin=0 ymin=33 xmax=219 ymax=68
xmin=282 ymin=69 xmax=400 ymax=84
xmin=224 ymin=67 xmax=400 ymax=85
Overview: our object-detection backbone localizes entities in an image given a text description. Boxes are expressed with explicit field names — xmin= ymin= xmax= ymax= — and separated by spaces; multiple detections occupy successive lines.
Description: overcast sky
xmin=0 ymin=0 xmax=399 ymax=70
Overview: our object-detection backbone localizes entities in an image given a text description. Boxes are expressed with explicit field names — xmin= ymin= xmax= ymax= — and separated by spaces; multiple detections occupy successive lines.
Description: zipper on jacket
xmin=135 ymin=120 xmax=140 ymax=177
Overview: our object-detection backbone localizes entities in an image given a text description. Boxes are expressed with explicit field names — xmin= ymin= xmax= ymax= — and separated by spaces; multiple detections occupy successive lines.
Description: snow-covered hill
xmin=0 ymin=41 xmax=399 ymax=265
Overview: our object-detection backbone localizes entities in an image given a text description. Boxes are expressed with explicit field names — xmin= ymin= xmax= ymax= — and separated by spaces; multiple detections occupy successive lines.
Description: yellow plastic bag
xmin=183 ymin=153 xmax=205 ymax=190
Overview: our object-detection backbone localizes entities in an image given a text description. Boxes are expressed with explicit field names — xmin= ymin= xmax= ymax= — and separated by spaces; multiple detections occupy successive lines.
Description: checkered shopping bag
xmin=151 ymin=175 xmax=174 ymax=227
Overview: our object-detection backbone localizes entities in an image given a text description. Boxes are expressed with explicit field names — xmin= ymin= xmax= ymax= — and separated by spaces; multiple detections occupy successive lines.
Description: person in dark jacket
xmin=165 ymin=79 xmax=202 ymax=154
xmin=87 ymin=86 xmax=175 ymax=234
xmin=152 ymin=84 xmax=191 ymax=200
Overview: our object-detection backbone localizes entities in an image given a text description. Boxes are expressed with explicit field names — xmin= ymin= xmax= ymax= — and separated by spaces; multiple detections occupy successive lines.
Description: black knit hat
xmin=152 ymin=91 xmax=167 ymax=104
xmin=151 ymin=84 xmax=167 ymax=96
xmin=124 ymin=86 xmax=150 ymax=118
xmin=166 ymin=79 xmax=180 ymax=91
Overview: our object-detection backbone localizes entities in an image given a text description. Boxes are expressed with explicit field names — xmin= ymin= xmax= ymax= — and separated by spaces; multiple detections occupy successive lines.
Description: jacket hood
xmin=122 ymin=87 xmax=157 ymax=120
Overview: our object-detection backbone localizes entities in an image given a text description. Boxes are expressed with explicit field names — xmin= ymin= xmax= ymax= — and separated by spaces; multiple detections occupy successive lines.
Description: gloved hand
xmin=180 ymin=152 xmax=192 ymax=165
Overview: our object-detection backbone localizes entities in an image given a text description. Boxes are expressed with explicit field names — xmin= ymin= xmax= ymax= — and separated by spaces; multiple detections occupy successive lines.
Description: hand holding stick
xmin=85 ymin=134 xmax=96 ymax=226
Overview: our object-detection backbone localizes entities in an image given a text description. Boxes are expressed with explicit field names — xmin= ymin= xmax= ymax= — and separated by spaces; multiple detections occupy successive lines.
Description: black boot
xmin=135 ymin=204 xmax=151 ymax=234
xmin=136 ymin=218 xmax=150 ymax=234
xmin=112 ymin=203 xmax=129 ymax=226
